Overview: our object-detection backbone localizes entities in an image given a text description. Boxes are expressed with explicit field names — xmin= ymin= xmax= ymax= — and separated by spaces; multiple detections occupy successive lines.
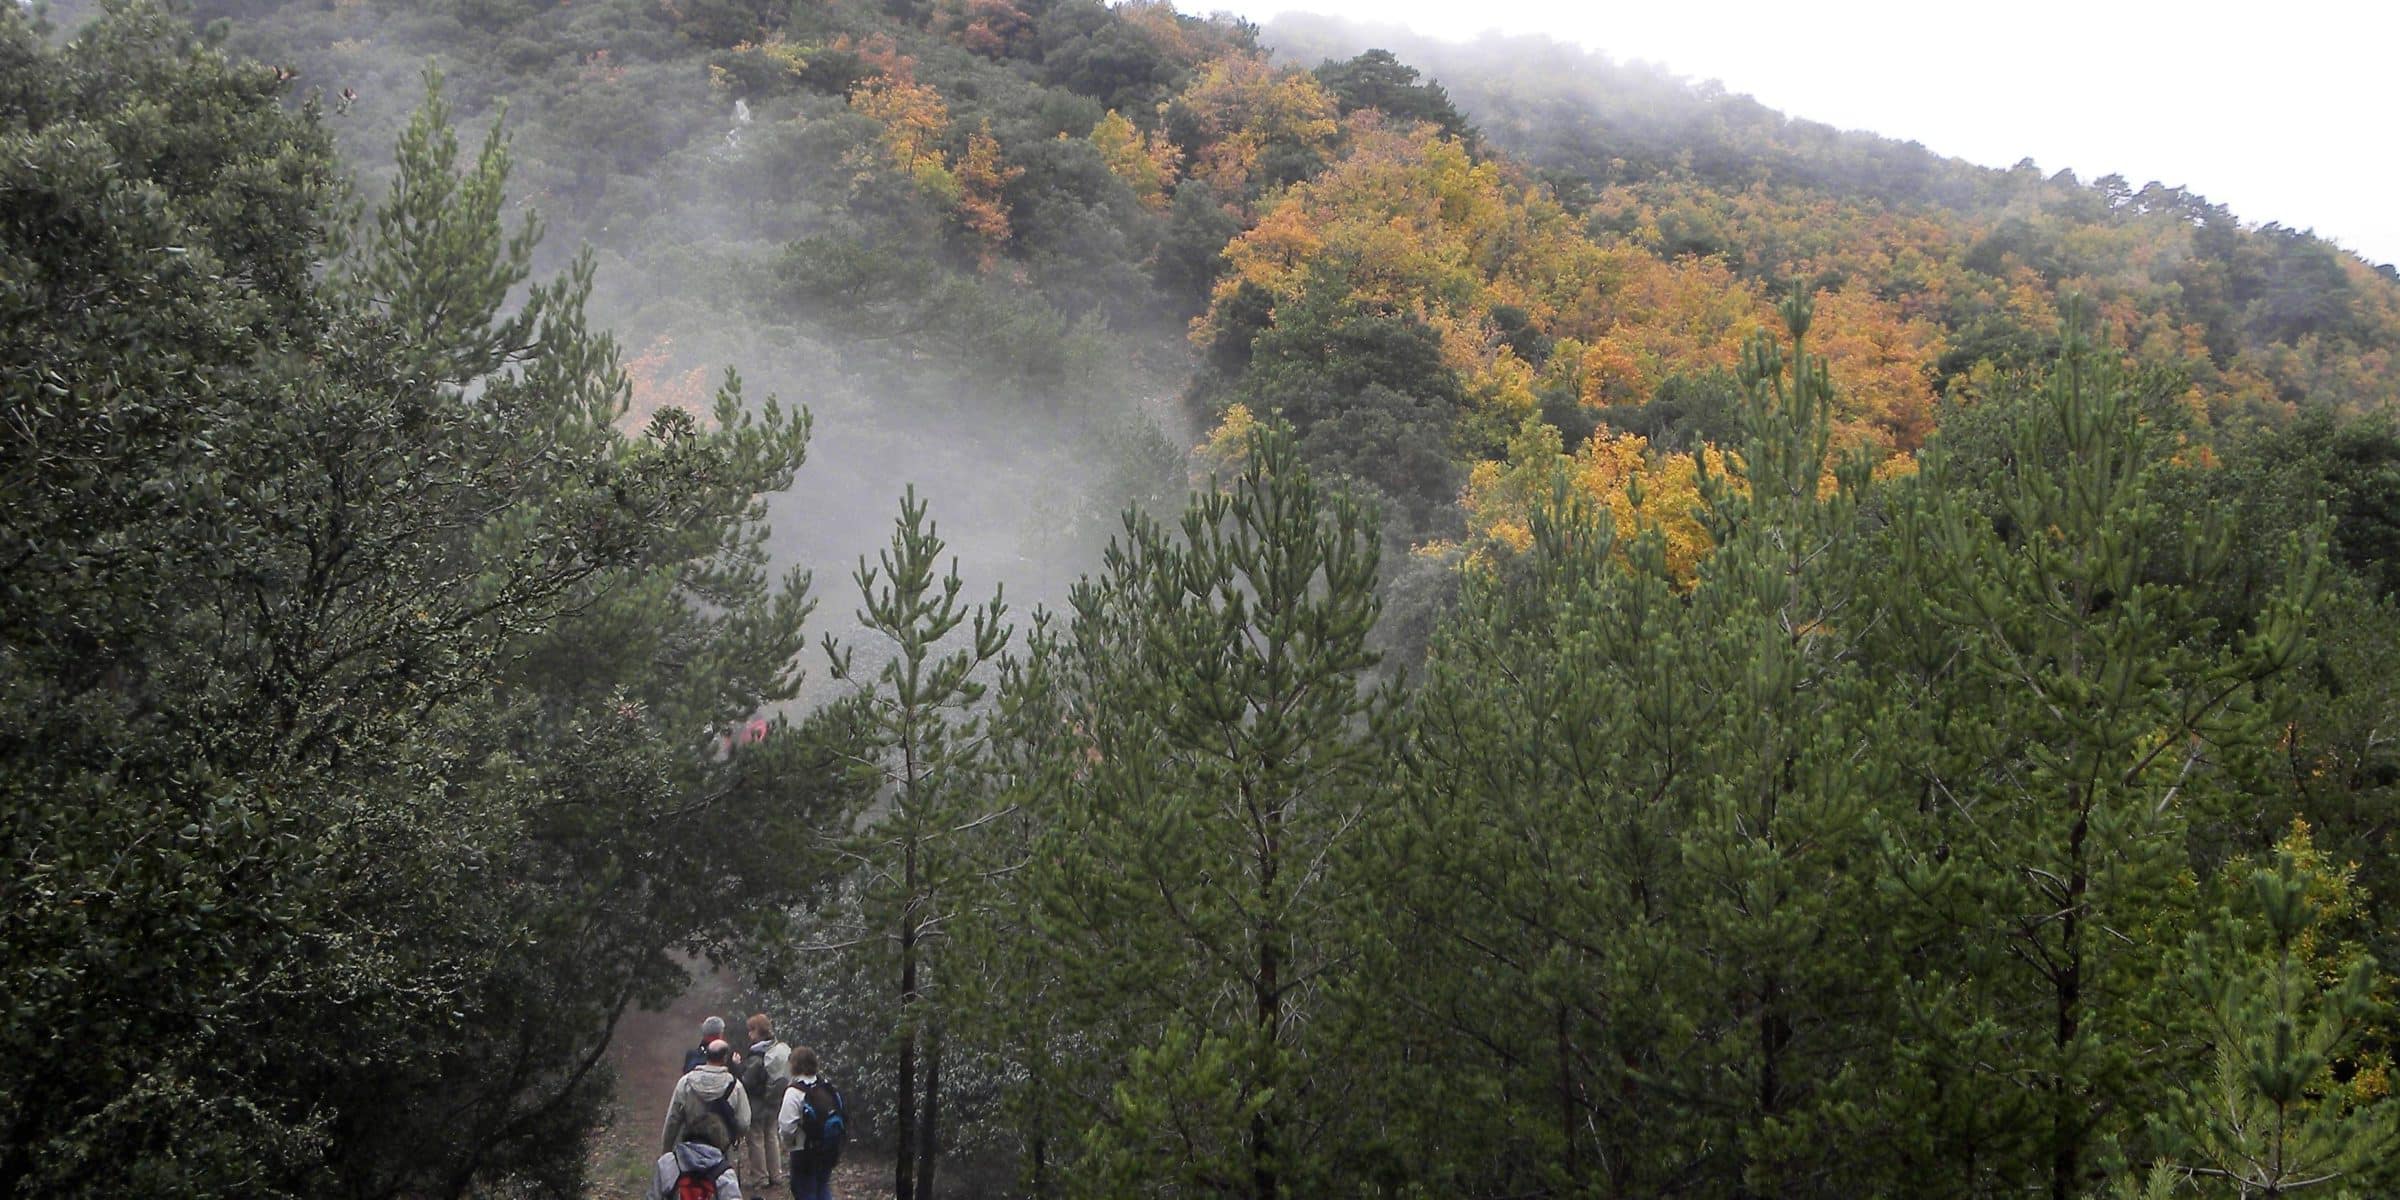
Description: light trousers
xmin=740 ymin=1122 xmax=785 ymax=1188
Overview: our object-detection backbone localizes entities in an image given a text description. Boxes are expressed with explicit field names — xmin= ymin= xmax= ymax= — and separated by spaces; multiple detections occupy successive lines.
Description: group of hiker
xmin=651 ymin=1013 xmax=848 ymax=1200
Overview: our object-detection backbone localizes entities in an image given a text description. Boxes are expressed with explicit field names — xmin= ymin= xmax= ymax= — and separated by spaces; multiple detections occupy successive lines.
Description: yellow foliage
xmin=1089 ymin=110 xmax=1178 ymax=210
xmin=1460 ymin=419 xmax=1720 ymax=584
xmin=1196 ymin=403 xmax=1259 ymax=474
xmin=1115 ymin=0 xmax=1232 ymax=72
xmin=1173 ymin=53 xmax=1338 ymax=197
xmin=1205 ymin=126 xmax=1597 ymax=443
xmin=852 ymin=72 xmax=952 ymax=184
xmin=2254 ymin=818 xmax=2397 ymax=1105
xmin=726 ymin=36 xmax=812 ymax=81
xmin=1569 ymin=431 xmax=1718 ymax=583
xmin=2270 ymin=818 xmax=2363 ymax=981
xmin=1871 ymin=452 xmax=1921 ymax=484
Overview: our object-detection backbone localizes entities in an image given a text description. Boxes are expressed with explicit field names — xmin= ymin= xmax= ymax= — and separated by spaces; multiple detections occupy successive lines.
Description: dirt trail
xmin=586 ymin=956 xmax=743 ymax=1197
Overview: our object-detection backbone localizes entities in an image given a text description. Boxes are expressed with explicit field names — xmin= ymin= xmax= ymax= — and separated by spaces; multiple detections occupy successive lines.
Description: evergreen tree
xmin=1876 ymin=308 xmax=2324 ymax=1197
xmin=2131 ymin=822 xmax=2400 ymax=1198
xmin=1679 ymin=287 xmax=1900 ymax=1195
xmin=825 ymin=488 xmax=1011 ymax=1200
xmin=1367 ymin=287 xmax=1901 ymax=1197
xmin=1003 ymin=425 xmax=1387 ymax=1198
xmin=1373 ymin=475 xmax=1704 ymax=1196
xmin=0 ymin=9 xmax=834 ymax=1194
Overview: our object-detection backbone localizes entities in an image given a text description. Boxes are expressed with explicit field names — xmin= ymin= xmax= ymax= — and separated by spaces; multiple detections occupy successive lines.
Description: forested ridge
xmin=8 ymin=0 xmax=2400 ymax=1197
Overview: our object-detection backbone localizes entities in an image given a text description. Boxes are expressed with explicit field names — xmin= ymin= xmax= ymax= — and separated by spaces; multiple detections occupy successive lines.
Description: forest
xmin=6 ymin=0 xmax=2400 ymax=1196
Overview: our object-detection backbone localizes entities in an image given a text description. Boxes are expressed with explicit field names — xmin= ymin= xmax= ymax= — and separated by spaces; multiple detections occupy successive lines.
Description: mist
xmin=147 ymin=0 xmax=1213 ymax=699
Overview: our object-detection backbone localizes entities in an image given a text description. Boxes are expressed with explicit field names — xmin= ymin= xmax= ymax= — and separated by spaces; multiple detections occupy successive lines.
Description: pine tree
xmin=1003 ymin=424 xmax=1387 ymax=1199
xmin=1367 ymin=287 xmax=1903 ymax=1197
xmin=1877 ymin=307 xmax=2324 ymax=1197
xmin=1371 ymin=472 xmax=1705 ymax=1196
xmin=1678 ymin=286 xmax=1900 ymax=1195
xmin=2132 ymin=822 xmax=2400 ymax=1197
xmin=826 ymin=488 xmax=1010 ymax=1200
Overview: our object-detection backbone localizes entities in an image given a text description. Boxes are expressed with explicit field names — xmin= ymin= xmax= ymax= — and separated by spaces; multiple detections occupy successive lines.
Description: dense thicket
xmin=0 ymin=6 xmax=856 ymax=1195
xmin=939 ymin=302 xmax=2400 ymax=1200
xmin=14 ymin=0 xmax=2400 ymax=1197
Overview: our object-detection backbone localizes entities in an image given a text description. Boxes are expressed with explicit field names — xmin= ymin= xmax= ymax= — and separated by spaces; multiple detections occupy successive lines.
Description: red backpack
xmin=666 ymin=1141 xmax=731 ymax=1199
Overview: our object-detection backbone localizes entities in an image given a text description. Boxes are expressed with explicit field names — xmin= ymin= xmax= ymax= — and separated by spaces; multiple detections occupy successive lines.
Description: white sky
xmin=1223 ymin=0 xmax=2400 ymax=267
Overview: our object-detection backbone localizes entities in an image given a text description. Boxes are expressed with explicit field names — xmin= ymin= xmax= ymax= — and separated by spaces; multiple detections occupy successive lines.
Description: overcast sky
xmin=1224 ymin=0 xmax=2399 ymax=267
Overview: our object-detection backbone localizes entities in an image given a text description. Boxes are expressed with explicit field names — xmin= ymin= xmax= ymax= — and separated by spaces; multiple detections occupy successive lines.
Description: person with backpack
xmin=739 ymin=1013 xmax=792 ymax=1193
xmin=661 ymin=1039 xmax=752 ymax=1166
xmin=776 ymin=1046 xmax=846 ymax=1200
xmin=645 ymin=1140 xmax=744 ymax=1200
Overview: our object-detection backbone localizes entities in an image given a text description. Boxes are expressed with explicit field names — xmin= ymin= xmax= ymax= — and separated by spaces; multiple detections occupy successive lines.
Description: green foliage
xmin=0 ymin=7 xmax=836 ymax=1195
xmin=1872 ymin=308 xmax=2325 ymax=1195
xmin=1155 ymin=179 xmax=1246 ymax=311
xmin=2134 ymin=826 xmax=2400 ymax=1198
xmin=1598 ymin=366 xmax=1746 ymax=452
xmin=20 ymin=1 xmax=2400 ymax=1196
xmin=993 ymin=424 xmax=1389 ymax=1198
xmin=1312 ymin=48 xmax=1474 ymax=146
xmin=1233 ymin=289 xmax=1468 ymax=539
xmin=1348 ymin=291 xmax=1903 ymax=1198
xmin=1033 ymin=0 xmax=1187 ymax=116
xmin=821 ymin=487 xmax=1011 ymax=1200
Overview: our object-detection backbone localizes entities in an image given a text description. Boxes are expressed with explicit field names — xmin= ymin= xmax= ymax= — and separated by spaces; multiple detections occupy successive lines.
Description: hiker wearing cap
xmin=661 ymin=1039 xmax=752 ymax=1161
xmin=684 ymin=1015 xmax=728 ymax=1074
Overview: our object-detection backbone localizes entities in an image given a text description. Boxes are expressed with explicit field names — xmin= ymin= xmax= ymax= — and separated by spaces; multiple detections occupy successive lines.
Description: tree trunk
xmin=916 ymin=1025 xmax=943 ymax=1200
xmin=1253 ymin=791 xmax=1282 ymax=1200
xmin=895 ymin=845 xmax=921 ymax=1200
xmin=2051 ymin=808 xmax=2090 ymax=1200
xmin=1556 ymin=1001 xmax=1581 ymax=1188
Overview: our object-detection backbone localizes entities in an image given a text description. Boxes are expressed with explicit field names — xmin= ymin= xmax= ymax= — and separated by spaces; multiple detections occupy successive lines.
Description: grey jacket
xmin=659 ymin=1063 xmax=752 ymax=1153
xmin=646 ymin=1142 xmax=744 ymax=1200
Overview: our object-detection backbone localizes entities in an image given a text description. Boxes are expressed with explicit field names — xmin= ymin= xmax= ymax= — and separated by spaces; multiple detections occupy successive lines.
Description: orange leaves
xmin=932 ymin=0 xmax=1034 ymax=58
xmin=1806 ymin=287 xmax=1944 ymax=452
xmin=850 ymin=74 xmax=1020 ymax=262
xmin=1090 ymin=110 xmax=1179 ymax=211
xmin=622 ymin=336 xmax=710 ymax=432
xmin=953 ymin=123 xmax=1023 ymax=259
xmin=578 ymin=48 xmax=625 ymax=87
xmin=1569 ymin=253 xmax=1764 ymax=407
xmin=852 ymin=72 xmax=951 ymax=184
xmin=840 ymin=32 xmax=918 ymax=82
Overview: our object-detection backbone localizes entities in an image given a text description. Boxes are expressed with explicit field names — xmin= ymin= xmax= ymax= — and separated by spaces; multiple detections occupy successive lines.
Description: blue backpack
xmin=798 ymin=1079 xmax=847 ymax=1163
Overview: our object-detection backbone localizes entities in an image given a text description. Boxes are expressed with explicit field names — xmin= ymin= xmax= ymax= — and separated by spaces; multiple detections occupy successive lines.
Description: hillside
xmin=146 ymin=0 xmax=2400 ymax=575
xmin=11 ymin=1 xmax=2400 ymax=1197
